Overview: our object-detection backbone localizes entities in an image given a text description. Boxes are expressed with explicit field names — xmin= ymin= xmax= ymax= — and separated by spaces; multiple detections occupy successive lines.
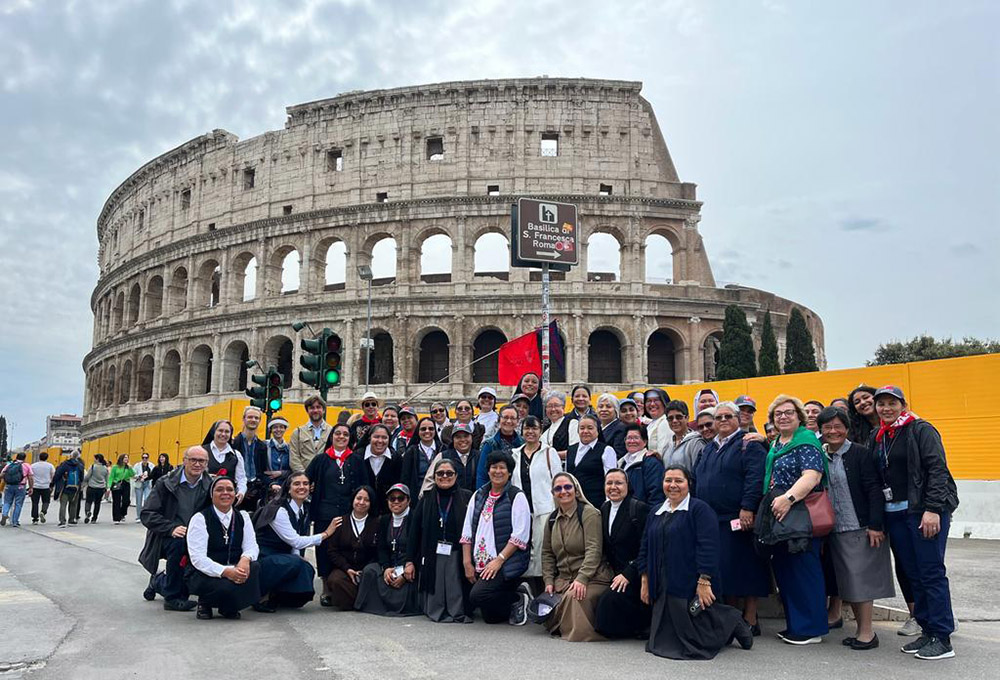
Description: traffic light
xmin=325 ymin=333 xmax=342 ymax=387
xmin=266 ymin=369 xmax=283 ymax=413
xmin=298 ymin=327 xmax=342 ymax=399
xmin=246 ymin=373 xmax=268 ymax=411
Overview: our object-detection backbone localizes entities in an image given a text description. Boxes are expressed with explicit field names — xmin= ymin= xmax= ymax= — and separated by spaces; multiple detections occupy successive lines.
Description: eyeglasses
xmin=418 ymin=426 xmax=436 ymax=432
xmin=362 ymin=402 xmax=377 ymax=408
xmin=715 ymin=414 xmax=735 ymax=421
xmin=435 ymin=470 xmax=456 ymax=478
xmin=387 ymin=495 xmax=407 ymax=503
xmin=552 ymin=484 xmax=575 ymax=494
xmin=456 ymin=406 xmax=472 ymax=411
xmin=666 ymin=414 xmax=687 ymax=422
xmin=431 ymin=409 xmax=445 ymax=414
xmin=773 ymin=409 xmax=797 ymax=419
xmin=186 ymin=458 xmax=209 ymax=466
xmin=696 ymin=423 xmax=714 ymax=431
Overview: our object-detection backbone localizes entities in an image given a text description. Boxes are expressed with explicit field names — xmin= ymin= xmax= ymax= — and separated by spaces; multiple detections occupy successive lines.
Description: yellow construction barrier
xmin=78 ymin=354 xmax=999 ymax=480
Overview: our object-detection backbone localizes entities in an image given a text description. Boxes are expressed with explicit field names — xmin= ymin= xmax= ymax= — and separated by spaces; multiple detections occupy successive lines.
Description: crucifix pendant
xmin=340 ymin=470 xmax=345 ymax=484
xmin=439 ymin=518 xmax=444 ymax=529
xmin=391 ymin=539 xmax=397 ymax=553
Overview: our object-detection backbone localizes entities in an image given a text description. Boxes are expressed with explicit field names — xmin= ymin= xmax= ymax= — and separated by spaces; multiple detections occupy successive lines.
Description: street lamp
xmin=357 ymin=264 xmax=374 ymax=392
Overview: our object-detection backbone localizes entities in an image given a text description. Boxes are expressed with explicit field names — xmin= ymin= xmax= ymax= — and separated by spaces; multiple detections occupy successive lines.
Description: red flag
xmin=498 ymin=330 xmax=541 ymax=386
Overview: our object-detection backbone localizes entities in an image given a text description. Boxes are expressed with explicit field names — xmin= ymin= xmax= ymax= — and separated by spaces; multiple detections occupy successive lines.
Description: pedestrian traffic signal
xmin=297 ymin=327 xmax=342 ymax=399
xmin=266 ymin=370 xmax=283 ymax=413
xmin=246 ymin=373 xmax=269 ymax=411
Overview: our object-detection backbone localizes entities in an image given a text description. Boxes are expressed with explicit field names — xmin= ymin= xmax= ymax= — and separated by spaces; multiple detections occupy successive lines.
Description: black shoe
xmin=143 ymin=584 xmax=156 ymax=601
xmin=320 ymin=595 xmax=333 ymax=607
xmin=843 ymin=637 xmax=856 ymax=646
xmin=252 ymin=602 xmax=277 ymax=613
xmin=851 ymin=635 xmax=879 ymax=651
xmin=84 ymin=516 xmax=90 ymax=524
xmin=58 ymin=522 xmax=66 ymax=527
xmin=1 ymin=515 xmax=7 ymax=526
xmin=196 ymin=604 xmax=213 ymax=620
xmin=735 ymin=619 xmax=754 ymax=650
xmin=68 ymin=520 xmax=78 ymax=525
xmin=828 ymin=618 xmax=844 ymax=629
xmin=163 ymin=598 xmax=197 ymax=612
xmin=902 ymin=634 xmax=932 ymax=654
xmin=32 ymin=519 xmax=38 ymax=524
xmin=914 ymin=636 xmax=955 ymax=660
xmin=218 ymin=610 xmax=241 ymax=620
xmin=745 ymin=620 xmax=761 ymax=637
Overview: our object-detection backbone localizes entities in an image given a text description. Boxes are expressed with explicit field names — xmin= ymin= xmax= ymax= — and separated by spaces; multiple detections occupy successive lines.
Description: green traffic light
xmin=269 ymin=398 xmax=282 ymax=410
xmin=325 ymin=370 xmax=340 ymax=384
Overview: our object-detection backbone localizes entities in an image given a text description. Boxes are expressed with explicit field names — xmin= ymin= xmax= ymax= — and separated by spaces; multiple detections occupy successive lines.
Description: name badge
xmin=882 ymin=487 xmax=894 ymax=501
xmin=436 ymin=541 xmax=453 ymax=556
xmin=730 ymin=518 xmax=743 ymax=532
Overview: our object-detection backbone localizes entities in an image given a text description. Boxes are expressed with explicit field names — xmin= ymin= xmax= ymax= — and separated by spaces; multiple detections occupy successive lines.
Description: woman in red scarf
xmin=872 ymin=386 xmax=959 ymax=661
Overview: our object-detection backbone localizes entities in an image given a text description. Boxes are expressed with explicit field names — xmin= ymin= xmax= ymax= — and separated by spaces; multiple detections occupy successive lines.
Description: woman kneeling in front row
xmin=355 ymin=483 xmax=421 ymax=616
xmin=639 ymin=466 xmax=753 ymax=659
xmin=185 ymin=477 xmax=261 ymax=620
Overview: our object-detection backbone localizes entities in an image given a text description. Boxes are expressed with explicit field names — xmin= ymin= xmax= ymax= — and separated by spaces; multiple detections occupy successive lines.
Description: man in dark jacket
xmin=51 ymin=452 xmax=86 ymax=527
xmin=139 ymin=445 xmax=212 ymax=611
xmin=231 ymin=406 xmax=267 ymax=511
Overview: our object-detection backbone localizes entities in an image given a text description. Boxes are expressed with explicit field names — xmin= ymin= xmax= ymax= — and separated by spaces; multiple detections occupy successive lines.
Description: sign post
xmin=511 ymin=198 xmax=579 ymax=384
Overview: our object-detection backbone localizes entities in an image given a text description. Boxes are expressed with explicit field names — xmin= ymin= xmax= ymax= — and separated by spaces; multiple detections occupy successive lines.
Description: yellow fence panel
xmin=933 ymin=416 xmax=998 ymax=481
xmin=202 ymin=402 xmax=232 ymax=430
xmin=142 ymin=422 xmax=161 ymax=458
xmin=178 ymin=411 xmax=205 ymax=452
xmin=906 ymin=354 xmax=998 ymax=420
xmin=158 ymin=416 xmax=181 ymax=464
xmin=129 ymin=427 xmax=146 ymax=458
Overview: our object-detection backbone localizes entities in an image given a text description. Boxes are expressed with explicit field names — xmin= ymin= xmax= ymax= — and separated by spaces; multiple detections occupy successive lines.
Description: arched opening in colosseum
xmin=222 ymin=341 xmax=250 ymax=392
xmin=279 ymin=250 xmax=300 ymax=294
xmin=112 ymin=291 xmax=125 ymax=331
xmin=417 ymin=329 xmax=450 ymax=383
xmin=195 ymin=259 xmax=221 ymax=308
xmin=360 ymin=330 xmax=394 ymax=385
xmin=588 ymin=330 xmax=623 ymax=384
xmin=369 ymin=237 xmax=397 ymax=286
xmin=137 ymin=355 xmax=154 ymax=402
xmin=587 ymin=233 xmax=622 ymax=282
xmin=144 ymin=276 xmax=163 ymax=320
xmin=473 ymin=233 xmax=510 ymax=281
xmin=472 ymin=329 xmax=507 ymax=383
xmin=419 ymin=233 xmax=452 ymax=283
xmin=189 ymin=344 xmax=214 ymax=395
xmin=167 ymin=267 xmax=188 ymax=314
xmin=323 ymin=240 xmax=347 ymax=290
xmin=703 ymin=332 xmax=723 ymax=382
xmin=161 ymin=350 xmax=181 ymax=399
xmin=100 ymin=297 xmax=111 ymax=338
xmin=647 ymin=329 xmax=681 ymax=384
xmin=127 ymin=284 xmax=141 ymax=326
xmin=644 ymin=233 xmax=675 ymax=284
xmin=264 ymin=336 xmax=294 ymax=388
xmin=230 ymin=252 xmax=258 ymax=303
xmin=119 ymin=359 xmax=133 ymax=404
xmin=104 ymin=365 xmax=116 ymax=407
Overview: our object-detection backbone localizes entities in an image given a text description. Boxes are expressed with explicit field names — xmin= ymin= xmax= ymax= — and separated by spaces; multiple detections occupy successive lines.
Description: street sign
xmin=513 ymin=198 xmax=579 ymax=266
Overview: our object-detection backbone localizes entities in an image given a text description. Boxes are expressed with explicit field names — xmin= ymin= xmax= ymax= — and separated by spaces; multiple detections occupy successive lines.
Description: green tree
xmin=758 ymin=310 xmax=781 ymax=376
xmin=868 ymin=335 xmax=1000 ymax=366
xmin=784 ymin=307 xmax=819 ymax=374
xmin=716 ymin=305 xmax=757 ymax=380
xmin=0 ymin=416 xmax=7 ymax=457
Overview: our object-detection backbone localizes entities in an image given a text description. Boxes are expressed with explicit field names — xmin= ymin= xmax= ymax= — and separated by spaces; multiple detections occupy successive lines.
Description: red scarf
xmin=875 ymin=411 xmax=916 ymax=443
xmin=326 ymin=445 xmax=353 ymax=465
xmin=361 ymin=414 xmax=381 ymax=425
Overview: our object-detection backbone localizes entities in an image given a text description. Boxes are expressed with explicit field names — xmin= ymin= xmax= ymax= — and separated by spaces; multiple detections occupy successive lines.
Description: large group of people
xmin=94 ymin=374 xmax=958 ymax=661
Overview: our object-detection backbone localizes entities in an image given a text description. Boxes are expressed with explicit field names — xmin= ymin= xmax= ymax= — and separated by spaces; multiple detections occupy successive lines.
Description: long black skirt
xmin=595 ymin=581 xmax=650 ymax=639
xmin=186 ymin=562 xmax=261 ymax=612
xmin=258 ymin=552 xmax=316 ymax=608
xmin=354 ymin=563 xmax=421 ymax=617
xmin=647 ymin=588 xmax=745 ymax=660
xmin=421 ymin=552 xmax=472 ymax=623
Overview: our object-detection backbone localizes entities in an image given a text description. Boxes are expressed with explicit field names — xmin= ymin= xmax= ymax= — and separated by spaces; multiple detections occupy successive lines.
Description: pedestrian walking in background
xmin=52 ymin=451 xmax=85 ymax=527
xmin=1 ymin=452 xmax=34 ymax=527
xmin=30 ymin=451 xmax=56 ymax=525
xmin=84 ymin=454 xmax=110 ymax=524
xmin=108 ymin=454 xmax=135 ymax=523
xmin=132 ymin=452 xmax=153 ymax=520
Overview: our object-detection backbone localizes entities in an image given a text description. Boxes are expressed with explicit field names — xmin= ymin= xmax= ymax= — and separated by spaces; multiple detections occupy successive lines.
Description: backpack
xmin=3 ymin=461 xmax=24 ymax=485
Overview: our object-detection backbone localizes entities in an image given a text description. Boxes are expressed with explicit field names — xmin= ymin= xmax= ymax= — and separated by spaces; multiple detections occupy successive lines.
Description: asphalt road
xmin=1 ymin=503 xmax=998 ymax=680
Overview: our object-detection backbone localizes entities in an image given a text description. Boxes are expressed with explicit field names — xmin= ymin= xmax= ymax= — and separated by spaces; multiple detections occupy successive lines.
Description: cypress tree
xmin=716 ymin=305 xmax=757 ymax=380
xmin=784 ymin=307 xmax=819 ymax=374
xmin=758 ymin=310 xmax=781 ymax=376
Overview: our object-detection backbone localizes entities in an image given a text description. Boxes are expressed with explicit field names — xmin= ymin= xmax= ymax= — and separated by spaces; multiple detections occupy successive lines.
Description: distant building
xmin=46 ymin=414 xmax=82 ymax=451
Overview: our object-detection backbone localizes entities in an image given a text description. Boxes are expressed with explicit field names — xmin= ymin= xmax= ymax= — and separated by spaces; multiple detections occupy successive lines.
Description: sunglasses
xmin=418 ymin=426 xmax=436 ymax=432
xmin=552 ymin=484 xmax=575 ymax=494
xmin=387 ymin=495 xmax=407 ymax=502
xmin=362 ymin=402 xmax=377 ymax=407
xmin=456 ymin=406 xmax=472 ymax=411
xmin=431 ymin=409 xmax=445 ymax=414
xmin=435 ymin=470 xmax=456 ymax=478
xmin=666 ymin=414 xmax=687 ymax=422
xmin=715 ymin=414 xmax=735 ymax=421
xmin=696 ymin=423 xmax=714 ymax=431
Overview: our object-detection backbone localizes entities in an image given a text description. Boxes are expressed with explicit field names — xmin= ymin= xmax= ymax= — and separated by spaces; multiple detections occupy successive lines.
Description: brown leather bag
xmin=804 ymin=489 xmax=835 ymax=537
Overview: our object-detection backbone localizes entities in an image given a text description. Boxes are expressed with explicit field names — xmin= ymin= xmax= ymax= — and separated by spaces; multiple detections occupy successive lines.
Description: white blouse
xmin=270 ymin=499 xmax=324 ymax=552
xmin=187 ymin=507 xmax=259 ymax=577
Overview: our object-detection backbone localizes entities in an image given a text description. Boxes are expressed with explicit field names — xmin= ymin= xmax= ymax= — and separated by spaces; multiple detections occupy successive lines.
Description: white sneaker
xmin=898 ymin=617 xmax=921 ymax=637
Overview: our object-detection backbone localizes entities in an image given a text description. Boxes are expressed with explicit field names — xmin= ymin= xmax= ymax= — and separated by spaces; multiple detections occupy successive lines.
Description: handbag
xmin=803 ymin=489 xmax=835 ymax=537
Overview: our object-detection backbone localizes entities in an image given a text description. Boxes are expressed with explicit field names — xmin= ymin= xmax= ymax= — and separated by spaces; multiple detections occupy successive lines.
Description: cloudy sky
xmin=1 ymin=0 xmax=996 ymax=444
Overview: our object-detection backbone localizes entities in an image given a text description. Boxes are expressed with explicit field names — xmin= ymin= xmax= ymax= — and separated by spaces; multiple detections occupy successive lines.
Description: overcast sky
xmin=1 ymin=0 xmax=996 ymax=444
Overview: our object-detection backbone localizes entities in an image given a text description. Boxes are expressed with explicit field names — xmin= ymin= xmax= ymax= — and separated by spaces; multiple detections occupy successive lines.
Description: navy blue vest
xmin=470 ymin=483 xmax=528 ymax=579
xmin=208 ymin=449 xmax=239 ymax=482
xmin=257 ymin=501 xmax=310 ymax=557
xmin=202 ymin=507 xmax=245 ymax=567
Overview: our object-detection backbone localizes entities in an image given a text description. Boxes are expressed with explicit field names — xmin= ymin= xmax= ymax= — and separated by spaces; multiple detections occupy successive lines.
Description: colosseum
xmin=82 ymin=77 xmax=825 ymax=439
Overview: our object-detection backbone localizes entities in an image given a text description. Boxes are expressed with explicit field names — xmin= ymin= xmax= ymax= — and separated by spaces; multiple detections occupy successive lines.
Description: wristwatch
xmin=786 ymin=494 xmax=797 ymax=503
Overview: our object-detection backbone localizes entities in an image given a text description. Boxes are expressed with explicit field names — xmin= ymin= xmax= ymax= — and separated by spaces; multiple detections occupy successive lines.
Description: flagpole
xmin=402 ymin=346 xmax=504 ymax=404
xmin=541 ymin=262 xmax=551 ymax=386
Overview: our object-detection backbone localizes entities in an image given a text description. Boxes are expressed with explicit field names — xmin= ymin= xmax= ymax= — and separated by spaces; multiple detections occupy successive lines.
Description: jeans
xmin=2 ymin=486 xmax=28 ymax=525
xmin=134 ymin=481 xmax=151 ymax=511
xmin=30 ymin=488 xmax=52 ymax=521
xmin=885 ymin=510 xmax=955 ymax=638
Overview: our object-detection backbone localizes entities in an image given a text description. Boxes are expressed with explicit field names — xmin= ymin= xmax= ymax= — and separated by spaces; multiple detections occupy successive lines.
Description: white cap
xmin=361 ymin=391 xmax=379 ymax=403
xmin=478 ymin=387 xmax=497 ymax=399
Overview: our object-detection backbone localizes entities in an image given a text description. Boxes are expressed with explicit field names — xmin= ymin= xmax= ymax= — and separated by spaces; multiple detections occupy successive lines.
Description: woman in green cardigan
xmin=108 ymin=454 xmax=135 ymax=524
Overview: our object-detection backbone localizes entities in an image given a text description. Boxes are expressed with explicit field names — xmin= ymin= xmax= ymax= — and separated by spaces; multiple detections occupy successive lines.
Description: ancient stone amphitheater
xmin=83 ymin=77 xmax=825 ymax=438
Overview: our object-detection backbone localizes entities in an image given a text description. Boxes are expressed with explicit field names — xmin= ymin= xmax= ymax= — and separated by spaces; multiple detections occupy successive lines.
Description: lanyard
xmin=351 ymin=515 xmax=365 ymax=538
xmin=437 ymin=496 xmax=454 ymax=529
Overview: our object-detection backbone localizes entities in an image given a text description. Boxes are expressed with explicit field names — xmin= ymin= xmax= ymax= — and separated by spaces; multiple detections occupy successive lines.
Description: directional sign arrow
xmin=538 ymin=250 xmax=560 ymax=258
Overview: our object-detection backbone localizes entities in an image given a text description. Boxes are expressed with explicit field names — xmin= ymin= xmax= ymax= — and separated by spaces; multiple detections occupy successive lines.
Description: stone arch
xmin=587 ymin=232 xmax=622 ymax=282
xmin=417 ymin=328 xmax=450 ymax=383
xmin=119 ymin=358 xmax=133 ymax=404
xmin=588 ymin=328 xmax=623 ymax=384
xmin=104 ymin=364 xmax=117 ymax=406
xmin=167 ymin=266 xmax=188 ymax=314
xmin=112 ymin=290 xmax=124 ymax=331
xmin=189 ymin=344 xmax=214 ymax=395
xmin=137 ymin=354 xmax=154 ymax=402
xmin=222 ymin=340 xmax=250 ymax=392
xmin=161 ymin=350 xmax=181 ymax=398
xmin=230 ymin=251 xmax=258 ymax=302
xmin=644 ymin=229 xmax=679 ymax=284
xmin=360 ymin=328 xmax=394 ymax=385
xmin=194 ymin=258 xmax=221 ymax=308
xmin=473 ymin=232 xmax=510 ymax=280
xmin=317 ymin=237 xmax=347 ymax=290
xmin=266 ymin=244 xmax=300 ymax=295
xmin=703 ymin=330 xmax=723 ymax=382
xmin=362 ymin=233 xmax=397 ymax=286
xmin=100 ymin=295 xmax=112 ymax=339
xmin=472 ymin=328 xmax=507 ymax=383
xmin=144 ymin=276 xmax=163 ymax=320
xmin=263 ymin=335 xmax=294 ymax=388
xmin=127 ymin=283 xmax=141 ymax=326
xmin=647 ymin=328 xmax=683 ymax=384
xmin=419 ymin=231 xmax=453 ymax=283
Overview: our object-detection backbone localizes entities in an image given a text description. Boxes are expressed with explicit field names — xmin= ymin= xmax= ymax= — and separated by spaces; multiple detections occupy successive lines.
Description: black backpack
xmin=4 ymin=461 xmax=24 ymax=485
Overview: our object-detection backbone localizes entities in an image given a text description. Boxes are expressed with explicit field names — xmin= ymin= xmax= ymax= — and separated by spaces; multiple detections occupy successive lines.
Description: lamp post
xmin=357 ymin=264 xmax=374 ymax=392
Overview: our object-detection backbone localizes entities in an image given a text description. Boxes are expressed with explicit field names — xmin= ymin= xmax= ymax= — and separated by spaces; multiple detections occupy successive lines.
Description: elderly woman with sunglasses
xmin=541 ymin=472 xmax=613 ymax=641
